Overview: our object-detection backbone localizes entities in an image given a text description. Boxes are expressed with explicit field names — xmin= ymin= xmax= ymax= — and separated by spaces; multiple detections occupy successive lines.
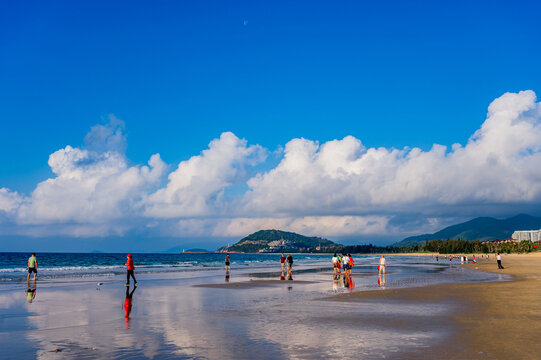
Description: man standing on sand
xmin=126 ymin=254 xmax=137 ymax=286
xmin=225 ymin=253 xmax=231 ymax=271
xmin=378 ymin=255 xmax=387 ymax=275
xmin=27 ymin=253 xmax=38 ymax=282
xmin=497 ymin=253 xmax=504 ymax=269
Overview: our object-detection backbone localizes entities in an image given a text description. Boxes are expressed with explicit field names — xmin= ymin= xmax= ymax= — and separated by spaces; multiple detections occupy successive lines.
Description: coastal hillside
xmin=394 ymin=214 xmax=541 ymax=247
xmin=218 ymin=229 xmax=338 ymax=253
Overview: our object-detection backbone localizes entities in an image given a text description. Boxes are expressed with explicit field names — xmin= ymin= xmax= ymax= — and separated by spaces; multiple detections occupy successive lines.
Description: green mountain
xmin=393 ymin=214 xmax=541 ymax=247
xmin=218 ymin=229 xmax=338 ymax=253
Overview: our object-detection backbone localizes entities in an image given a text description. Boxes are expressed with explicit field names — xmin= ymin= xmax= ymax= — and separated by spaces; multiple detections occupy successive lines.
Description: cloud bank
xmin=1 ymin=91 xmax=541 ymax=241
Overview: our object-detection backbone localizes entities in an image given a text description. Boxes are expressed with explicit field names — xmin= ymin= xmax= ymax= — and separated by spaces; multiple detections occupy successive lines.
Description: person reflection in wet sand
xmin=378 ymin=273 xmax=386 ymax=288
xmin=124 ymin=285 xmax=137 ymax=330
xmin=25 ymin=280 xmax=37 ymax=303
xmin=347 ymin=276 xmax=355 ymax=291
xmin=225 ymin=270 xmax=230 ymax=282
xmin=287 ymin=272 xmax=293 ymax=281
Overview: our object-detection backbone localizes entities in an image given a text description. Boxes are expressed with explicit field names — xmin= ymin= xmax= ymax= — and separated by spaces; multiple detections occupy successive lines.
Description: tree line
xmin=409 ymin=238 xmax=536 ymax=254
xmin=302 ymin=239 xmax=538 ymax=254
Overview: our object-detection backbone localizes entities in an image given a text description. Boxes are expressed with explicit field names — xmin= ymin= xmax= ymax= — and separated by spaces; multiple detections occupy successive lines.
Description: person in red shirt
xmin=125 ymin=254 xmax=137 ymax=286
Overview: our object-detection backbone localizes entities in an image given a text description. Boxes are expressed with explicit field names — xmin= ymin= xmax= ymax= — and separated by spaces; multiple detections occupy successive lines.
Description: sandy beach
xmin=334 ymin=253 xmax=541 ymax=359
xmin=0 ymin=254 xmax=537 ymax=359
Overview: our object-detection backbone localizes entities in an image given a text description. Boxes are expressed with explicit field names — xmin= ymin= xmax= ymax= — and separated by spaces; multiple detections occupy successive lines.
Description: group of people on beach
xmin=331 ymin=253 xmax=355 ymax=278
xmin=280 ymin=253 xmax=294 ymax=279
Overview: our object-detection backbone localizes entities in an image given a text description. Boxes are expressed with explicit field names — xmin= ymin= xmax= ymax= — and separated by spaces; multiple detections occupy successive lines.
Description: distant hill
xmin=393 ymin=214 xmax=541 ymax=247
xmin=184 ymin=248 xmax=210 ymax=253
xmin=218 ymin=229 xmax=338 ymax=253
xmin=166 ymin=247 xmax=210 ymax=253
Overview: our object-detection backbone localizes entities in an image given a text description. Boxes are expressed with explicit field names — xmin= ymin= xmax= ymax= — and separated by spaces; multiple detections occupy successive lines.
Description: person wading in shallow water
xmin=27 ymin=253 xmax=38 ymax=283
xmin=126 ymin=254 xmax=137 ymax=286
xmin=225 ymin=253 xmax=231 ymax=271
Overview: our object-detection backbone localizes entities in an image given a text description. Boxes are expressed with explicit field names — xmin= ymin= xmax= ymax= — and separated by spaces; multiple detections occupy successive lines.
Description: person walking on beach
xmin=280 ymin=253 xmax=286 ymax=271
xmin=342 ymin=253 xmax=349 ymax=276
xmin=378 ymin=255 xmax=387 ymax=275
xmin=497 ymin=253 xmax=504 ymax=269
xmin=125 ymin=254 xmax=137 ymax=286
xmin=225 ymin=253 xmax=231 ymax=271
xmin=27 ymin=253 xmax=38 ymax=283
xmin=332 ymin=253 xmax=339 ymax=276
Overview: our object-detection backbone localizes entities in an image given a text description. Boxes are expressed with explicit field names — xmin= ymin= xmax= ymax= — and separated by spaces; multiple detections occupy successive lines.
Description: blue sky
xmin=1 ymin=0 xmax=541 ymax=251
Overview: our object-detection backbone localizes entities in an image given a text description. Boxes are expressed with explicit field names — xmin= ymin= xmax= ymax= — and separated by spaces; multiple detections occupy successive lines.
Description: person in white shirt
xmin=342 ymin=254 xmax=349 ymax=276
xmin=378 ymin=255 xmax=387 ymax=275
xmin=497 ymin=253 xmax=504 ymax=269
xmin=332 ymin=253 xmax=339 ymax=275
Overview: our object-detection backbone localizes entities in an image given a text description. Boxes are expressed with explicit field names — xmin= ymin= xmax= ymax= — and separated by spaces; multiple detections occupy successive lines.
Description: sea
xmin=0 ymin=252 xmax=331 ymax=282
xmin=0 ymin=252 xmax=503 ymax=287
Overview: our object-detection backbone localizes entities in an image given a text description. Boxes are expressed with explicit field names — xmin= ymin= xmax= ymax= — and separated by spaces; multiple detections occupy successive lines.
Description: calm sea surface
xmin=0 ymin=252 xmax=333 ymax=282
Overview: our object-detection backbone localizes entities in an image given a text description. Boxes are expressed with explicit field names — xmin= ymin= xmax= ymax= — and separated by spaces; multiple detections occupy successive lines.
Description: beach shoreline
xmin=330 ymin=253 xmax=541 ymax=359
xmin=1 ymin=253 xmax=537 ymax=359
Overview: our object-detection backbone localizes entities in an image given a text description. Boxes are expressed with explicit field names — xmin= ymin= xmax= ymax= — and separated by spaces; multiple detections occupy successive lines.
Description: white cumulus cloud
xmin=242 ymin=90 xmax=541 ymax=219
xmin=144 ymin=132 xmax=266 ymax=218
xmin=2 ymin=90 xmax=541 ymax=241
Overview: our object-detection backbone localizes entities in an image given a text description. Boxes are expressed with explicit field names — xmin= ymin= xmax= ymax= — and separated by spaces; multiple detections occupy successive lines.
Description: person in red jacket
xmin=125 ymin=254 xmax=137 ymax=286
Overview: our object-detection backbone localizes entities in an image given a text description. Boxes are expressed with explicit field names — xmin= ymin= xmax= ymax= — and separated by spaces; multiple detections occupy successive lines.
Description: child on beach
xmin=225 ymin=254 xmax=231 ymax=271
xmin=125 ymin=254 xmax=137 ymax=286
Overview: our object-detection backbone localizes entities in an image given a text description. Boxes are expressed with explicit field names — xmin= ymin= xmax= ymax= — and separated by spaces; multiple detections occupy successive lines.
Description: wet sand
xmin=194 ymin=279 xmax=317 ymax=288
xmin=332 ymin=253 xmax=541 ymax=359
xmin=0 ymin=255 xmax=531 ymax=359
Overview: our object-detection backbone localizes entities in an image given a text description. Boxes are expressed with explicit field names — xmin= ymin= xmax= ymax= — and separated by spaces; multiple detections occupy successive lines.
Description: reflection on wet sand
xmin=225 ymin=270 xmax=230 ymax=282
xmin=25 ymin=280 xmax=37 ymax=303
xmin=0 ymin=259 xmax=506 ymax=359
xmin=378 ymin=273 xmax=386 ymax=288
xmin=124 ymin=285 xmax=137 ymax=330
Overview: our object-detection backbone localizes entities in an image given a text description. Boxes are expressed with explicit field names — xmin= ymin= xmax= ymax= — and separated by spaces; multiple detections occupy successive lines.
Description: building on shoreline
xmin=512 ymin=230 xmax=541 ymax=242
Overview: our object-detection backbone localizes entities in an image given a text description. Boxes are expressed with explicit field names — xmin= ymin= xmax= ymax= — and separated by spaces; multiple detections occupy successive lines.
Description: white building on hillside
xmin=512 ymin=230 xmax=541 ymax=242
